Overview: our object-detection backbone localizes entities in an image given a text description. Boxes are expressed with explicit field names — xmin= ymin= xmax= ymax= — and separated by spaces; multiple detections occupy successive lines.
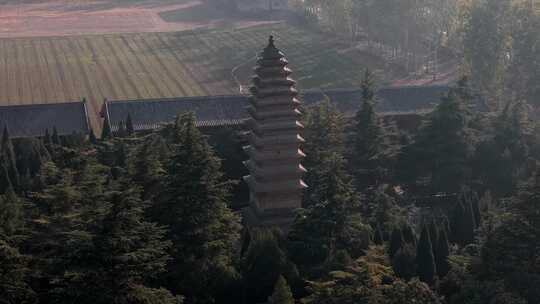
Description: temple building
xmin=0 ymin=100 xmax=90 ymax=138
xmin=242 ymin=36 xmax=307 ymax=227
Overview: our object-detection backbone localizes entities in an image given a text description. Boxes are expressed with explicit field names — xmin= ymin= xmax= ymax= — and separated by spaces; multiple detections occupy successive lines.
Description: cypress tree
xmin=416 ymin=225 xmax=437 ymax=285
xmin=301 ymin=100 xmax=346 ymax=207
xmin=0 ymin=240 xmax=36 ymax=303
xmin=392 ymin=244 xmax=417 ymax=280
xmin=44 ymin=129 xmax=52 ymax=145
xmin=464 ymin=199 xmax=477 ymax=242
xmin=373 ymin=224 xmax=384 ymax=245
xmin=451 ymin=198 xmax=476 ymax=246
xmin=101 ymin=116 xmax=112 ymax=140
xmin=117 ymin=120 xmax=126 ymax=137
xmin=1 ymin=127 xmax=19 ymax=190
xmin=51 ymin=127 xmax=60 ymax=145
xmin=128 ymin=135 xmax=166 ymax=199
xmin=23 ymin=138 xmax=49 ymax=176
xmin=268 ymin=276 xmax=294 ymax=304
xmin=95 ymin=187 xmax=177 ymax=303
xmin=428 ymin=220 xmax=440 ymax=247
xmin=0 ymin=189 xmax=23 ymax=237
xmin=88 ymin=129 xmax=97 ymax=144
xmin=441 ymin=216 xmax=451 ymax=239
xmin=115 ymin=142 xmax=127 ymax=168
xmin=472 ymin=194 xmax=482 ymax=228
xmin=351 ymin=69 xmax=385 ymax=189
xmin=389 ymin=227 xmax=404 ymax=258
xmin=288 ymin=152 xmax=362 ymax=268
xmin=20 ymin=168 xmax=32 ymax=195
xmin=156 ymin=113 xmax=240 ymax=302
xmin=0 ymin=165 xmax=12 ymax=194
xmin=435 ymin=226 xmax=450 ymax=277
xmin=126 ymin=113 xmax=134 ymax=135
xmin=398 ymin=80 xmax=472 ymax=193
xmin=402 ymin=223 xmax=417 ymax=247
xmin=243 ymin=229 xmax=291 ymax=304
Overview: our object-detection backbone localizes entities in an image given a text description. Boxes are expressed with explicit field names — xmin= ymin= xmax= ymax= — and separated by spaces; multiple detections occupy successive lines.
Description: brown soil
xmin=0 ymin=0 xmax=277 ymax=38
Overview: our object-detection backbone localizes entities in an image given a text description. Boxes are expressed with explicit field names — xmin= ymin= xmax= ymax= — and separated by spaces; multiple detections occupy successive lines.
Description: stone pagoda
xmin=243 ymin=36 xmax=307 ymax=228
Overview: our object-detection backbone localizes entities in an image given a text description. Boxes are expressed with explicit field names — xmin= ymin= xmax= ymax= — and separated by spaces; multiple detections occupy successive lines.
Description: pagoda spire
xmin=243 ymin=36 xmax=307 ymax=228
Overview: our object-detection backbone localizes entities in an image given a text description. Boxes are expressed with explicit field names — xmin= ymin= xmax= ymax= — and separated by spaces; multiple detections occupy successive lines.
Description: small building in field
xmin=235 ymin=0 xmax=289 ymax=13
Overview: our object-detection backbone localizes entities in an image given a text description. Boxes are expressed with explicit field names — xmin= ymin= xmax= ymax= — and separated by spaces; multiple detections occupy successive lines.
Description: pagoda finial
xmin=268 ymin=35 xmax=275 ymax=48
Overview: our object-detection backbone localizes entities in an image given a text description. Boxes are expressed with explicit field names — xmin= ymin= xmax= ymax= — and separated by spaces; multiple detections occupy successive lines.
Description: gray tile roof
xmin=0 ymin=102 xmax=90 ymax=138
xmin=103 ymin=86 xmax=452 ymax=131
xmin=103 ymin=95 xmax=249 ymax=132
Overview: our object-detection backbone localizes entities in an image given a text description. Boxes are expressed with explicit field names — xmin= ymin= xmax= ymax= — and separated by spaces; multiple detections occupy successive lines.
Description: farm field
xmin=0 ymin=23 xmax=403 ymax=131
xmin=0 ymin=0 xmax=276 ymax=38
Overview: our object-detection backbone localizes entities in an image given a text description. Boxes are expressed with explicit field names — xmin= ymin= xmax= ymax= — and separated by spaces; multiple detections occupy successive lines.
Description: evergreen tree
xmin=302 ymin=99 xmax=346 ymax=207
xmin=402 ymin=223 xmax=417 ymax=247
xmin=350 ymin=69 xmax=386 ymax=189
xmin=19 ymin=168 xmax=32 ymax=195
xmin=44 ymin=128 xmax=52 ymax=145
xmin=1 ymin=126 xmax=20 ymax=190
xmin=243 ymin=229 xmax=297 ymax=304
xmin=450 ymin=197 xmax=476 ymax=246
xmin=373 ymin=224 xmax=384 ymax=245
xmin=473 ymin=101 xmax=530 ymax=197
xmin=52 ymin=126 xmax=60 ymax=145
xmin=0 ymin=189 xmax=23 ymax=237
xmin=428 ymin=220 xmax=439 ymax=247
xmin=117 ymin=120 xmax=126 ymax=137
xmin=392 ymin=244 xmax=417 ymax=281
xmin=398 ymin=79 xmax=473 ymax=194
xmin=434 ymin=226 xmax=450 ymax=278
xmin=116 ymin=285 xmax=183 ymax=304
xmin=126 ymin=113 xmax=135 ymax=136
xmin=471 ymin=194 xmax=481 ymax=228
xmin=89 ymin=128 xmax=97 ymax=144
xmin=156 ymin=113 xmax=241 ymax=302
xmin=0 ymin=240 xmax=36 ymax=303
xmin=481 ymin=173 xmax=540 ymax=303
xmin=464 ymin=0 xmax=511 ymax=109
xmin=94 ymin=187 xmax=178 ymax=303
xmin=115 ymin=141 xmax=127 ymax=169
xmin=102 ymin=116 xmax=112 ymax=140
xmin=368 ymin=187 xmax=402 ymax=238
xmin=0 ymin=165 xmax=13 ymax=194
xmin=128 ymin=134 xmax=166 ymax=198
xmin=383 ymin=279 xmax=441 ymax=304
xmin=309 ymin=152 xmax=358 ymax=209
xmin=15 ymin=137 xmax=50 ymax=178
xmin=289 ymin=152 xmax=365 ymax=269
xmin=506 ymin=2 xmax=540 ymax=108
xmin=302 ymin=98 xmax=345 ymax=158
xmin=26 ymin=166 xmax=100 ymax=302
xmin=416 ymin=225 xmax=436 ymax=285
xmin=389 ymin=227 xmax=404 ymax=258
xmin=268 ymin=276 xmax=294 ymax=304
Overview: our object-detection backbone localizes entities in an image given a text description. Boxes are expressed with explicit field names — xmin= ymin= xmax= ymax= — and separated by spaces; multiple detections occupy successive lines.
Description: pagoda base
xmin=242 ymin=205 xmax=297 ymax=231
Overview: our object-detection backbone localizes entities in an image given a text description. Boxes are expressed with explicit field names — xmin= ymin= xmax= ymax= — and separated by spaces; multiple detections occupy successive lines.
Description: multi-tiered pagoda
xmin=243 ymin=36 xmax=307 ymax=228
